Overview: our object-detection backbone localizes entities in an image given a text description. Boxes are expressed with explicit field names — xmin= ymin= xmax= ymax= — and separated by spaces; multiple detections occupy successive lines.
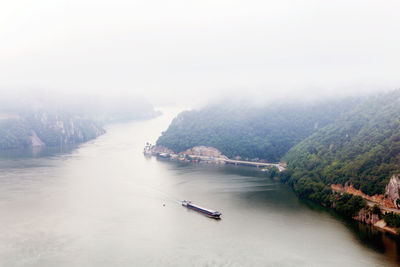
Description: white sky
xmin=1 ymin=0 xmax=399 ymax=105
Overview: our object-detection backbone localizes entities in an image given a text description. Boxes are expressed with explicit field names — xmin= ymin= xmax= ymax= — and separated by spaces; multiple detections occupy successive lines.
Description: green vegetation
xmin=277 ymin=91 xmax=400 ymax=218
xmin=332 ymin=193 xmax=367 ymax=218
xmin=157 ymin=99 xmax=359 ymax=162
xmin=383 ymin=212 xmax=400 ymax=228
xmin=284 ymin=90 xmax=400 ymax=197
xmin=372 ymin=204 xmax=382 ymax=216
xmin=269 ymin=170 xmax=367 ymax=217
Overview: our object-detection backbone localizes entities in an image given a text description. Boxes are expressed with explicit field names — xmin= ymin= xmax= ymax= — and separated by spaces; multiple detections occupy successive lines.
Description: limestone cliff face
xmin=0 ymin=111 xmax=105 ymax=150
xmin=385 ymin=175 xmax=400 ymax=208
xmin=353 ymin=208 xmax=380 ymax=225
xmin=27 ymin=111 xmax=105 ymax=146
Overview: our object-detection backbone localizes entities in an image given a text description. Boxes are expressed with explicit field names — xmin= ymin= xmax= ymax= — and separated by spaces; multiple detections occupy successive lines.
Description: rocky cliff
xmin=331 ymin=183 xmax=395 ymax=209
xmin=385 ymin=175 xmax=400 ymax=208
xmin=26 ymin=111 xmax=105 ymax=146
xmin=0 ymin=111 xmax=105 ymax=150
xmin=353 ymin=208 xmax=380 ymax=225
xmin=331 ymin=174 xmax=400 ymax=210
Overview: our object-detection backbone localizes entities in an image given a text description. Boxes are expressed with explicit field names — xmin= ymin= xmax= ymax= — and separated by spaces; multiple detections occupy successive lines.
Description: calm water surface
xmin=0 ymin=108 xmax=399 ymax=266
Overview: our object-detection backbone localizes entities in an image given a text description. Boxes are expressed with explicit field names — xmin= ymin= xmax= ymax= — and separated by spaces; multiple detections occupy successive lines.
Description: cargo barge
xmin=182 ymin=200 xmax=221 ymax=219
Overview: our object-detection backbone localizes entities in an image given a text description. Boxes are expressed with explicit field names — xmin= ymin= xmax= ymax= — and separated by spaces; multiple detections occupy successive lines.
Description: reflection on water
xmin=301 ymin=198 xmax=400 ymax=264
xmin=0 ymin=108 xmax=399 ymax=266
xmin=0 ymin=144 xmax=79 ymax=159
xmin=349 ymin=221 xmax=400 ymax=261
xmin=155 ymin=157 xmax=400 ymax=265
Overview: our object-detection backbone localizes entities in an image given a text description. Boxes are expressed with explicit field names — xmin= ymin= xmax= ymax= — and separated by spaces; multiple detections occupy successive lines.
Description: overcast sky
xmin=1 ymin=0 xmax=399 ymax=106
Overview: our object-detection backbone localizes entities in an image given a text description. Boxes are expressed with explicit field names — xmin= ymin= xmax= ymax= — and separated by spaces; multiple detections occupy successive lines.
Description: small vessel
xmin=182 ymin=200 xmax=221 ymax=219
xmin=143 ymin=142 xmax=152 ymax=156
xmin=157 ymin=152 xmax=170 ymax=158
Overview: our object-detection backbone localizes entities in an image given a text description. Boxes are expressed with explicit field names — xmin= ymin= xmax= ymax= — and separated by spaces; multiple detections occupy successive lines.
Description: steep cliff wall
xmin=0 ymin=111 xmax=105 ymax=150
xmin=385 ymin=175 xmax=400 ymax=208
xmin=26 ymin=111 xmax=105 ymax=146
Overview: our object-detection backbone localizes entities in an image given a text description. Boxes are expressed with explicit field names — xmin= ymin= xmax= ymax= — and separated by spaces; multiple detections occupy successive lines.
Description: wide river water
xmin=0 ymin=108 xmax=399 ymax=266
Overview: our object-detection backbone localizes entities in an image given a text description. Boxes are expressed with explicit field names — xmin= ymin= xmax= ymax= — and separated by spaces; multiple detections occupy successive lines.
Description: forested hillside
xmin=283 ymin=90 xmax=400 ymax=198
xmin=156 ymin=99 xmax=359 ymax=162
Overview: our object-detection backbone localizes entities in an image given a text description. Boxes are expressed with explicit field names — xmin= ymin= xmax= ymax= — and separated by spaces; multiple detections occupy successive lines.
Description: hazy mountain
xmin=156 ymin=98 xmax=360 ymax=162
xmin=0 ymin=92 xmax=160 ymax=150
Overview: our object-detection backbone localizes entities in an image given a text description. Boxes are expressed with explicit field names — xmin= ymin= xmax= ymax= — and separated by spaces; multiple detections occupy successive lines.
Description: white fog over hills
xmin=1 ymin=0 xmax=399 ymax=105
xmin=1 ymin=0 xmax=400 ymax=266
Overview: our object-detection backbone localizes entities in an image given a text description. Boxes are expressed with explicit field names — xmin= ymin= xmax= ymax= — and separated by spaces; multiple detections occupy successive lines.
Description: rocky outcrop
xmin=373 ymin=220 xmax=398 ymax=235
xmin=31 ymin=130 xmax=45 ymax=147
xmin=0 ymin=111 xmax=105 ymax=150
xmin=331 ymin=183 xmax=396 ymax=209
xmin=353 ymin=208 xmax=380 ymax=225
xmin=27 ymin=111 xmax=105 ymax=146
xmin=353 ymin=207 xmax=398 ymax=235
xmin=385 ymin=175 xmax=400 ymax=209
xmin=331 ymin=176 xmax=400 ymax=209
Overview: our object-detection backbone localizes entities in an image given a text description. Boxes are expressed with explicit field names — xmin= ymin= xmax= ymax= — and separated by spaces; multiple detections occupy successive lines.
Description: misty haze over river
xmin=2 ymin=0 xmax=400 ymax=265
xmin=0 ymin=108 xmax=399 ymax=267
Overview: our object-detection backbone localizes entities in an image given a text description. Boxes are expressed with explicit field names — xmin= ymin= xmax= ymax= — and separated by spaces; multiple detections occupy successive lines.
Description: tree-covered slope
xmin=156 ymin=99 xmax=359 ymax=162
xmin=283 ymin=90 xmax=400 ymax=197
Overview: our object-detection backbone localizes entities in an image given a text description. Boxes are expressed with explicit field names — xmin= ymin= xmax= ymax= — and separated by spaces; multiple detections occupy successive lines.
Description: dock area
xmin=144 ymin=143 xmax=286 ymax=171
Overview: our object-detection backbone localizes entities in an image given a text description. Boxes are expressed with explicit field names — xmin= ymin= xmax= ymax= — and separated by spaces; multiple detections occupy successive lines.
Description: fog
xmin=1 ymin=0 xmax=399 ymax=106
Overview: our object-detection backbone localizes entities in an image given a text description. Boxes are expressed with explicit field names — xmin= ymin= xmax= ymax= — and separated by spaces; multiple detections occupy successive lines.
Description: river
xmin=0 ymin=108 xmax=399 ymax=266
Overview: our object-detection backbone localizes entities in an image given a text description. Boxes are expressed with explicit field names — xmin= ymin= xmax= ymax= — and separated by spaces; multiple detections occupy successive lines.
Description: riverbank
xmin=332 ymin=184 xmax=400 ymax=235
xmin=144 ymin=144 xmax=286 ymax=171
xmin=145 ymin=144 xmax=400 ymax=236
xmin=146 ymin=144 xmax=400 ymax=235
xmin=2 ymin=119 xmax=398 ymax=267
